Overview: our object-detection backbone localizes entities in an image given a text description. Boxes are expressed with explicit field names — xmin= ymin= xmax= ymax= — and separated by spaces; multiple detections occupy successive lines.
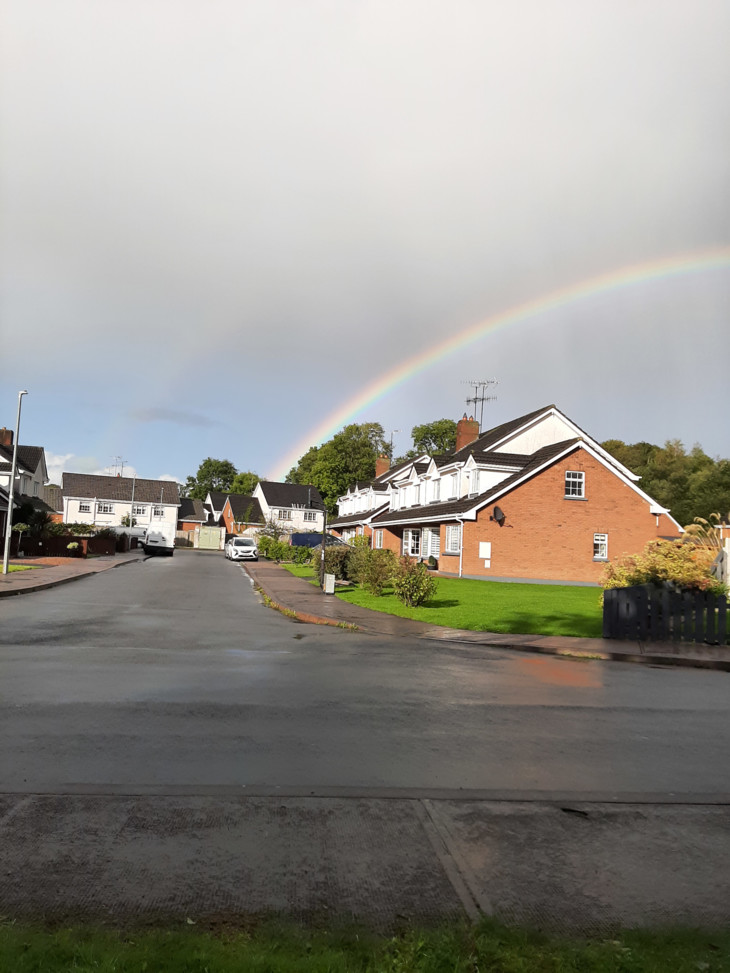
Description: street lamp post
xmin=2 ymin=390 xmax=28 ymax=575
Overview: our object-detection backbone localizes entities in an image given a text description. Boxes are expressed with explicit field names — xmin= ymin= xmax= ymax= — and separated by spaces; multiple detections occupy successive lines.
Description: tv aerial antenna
xmin=462 ymin=379 xmax=498 ymax=431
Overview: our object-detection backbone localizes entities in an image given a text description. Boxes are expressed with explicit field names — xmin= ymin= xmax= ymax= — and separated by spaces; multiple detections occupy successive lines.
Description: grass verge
xmin=281 ymin=563 xmax=318 ymax=582
xmin=336 ymin=576 xmax=604 ymax=638
xmin=0 ymin=918 xmax=728 ymax=972
xmin=7 ymin=564 xmax=39 ymax=572
xmin=279 ymin=562 xmax=603 ymax=638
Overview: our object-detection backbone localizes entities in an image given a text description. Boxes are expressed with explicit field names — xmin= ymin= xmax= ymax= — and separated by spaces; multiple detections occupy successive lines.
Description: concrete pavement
xmin=2 ymin=793 xmax=729 ymax=931
xmin=0 ymin=550 xmax=144 ymax=596
xmin=246 ymin=559 xmax=730 ymax=672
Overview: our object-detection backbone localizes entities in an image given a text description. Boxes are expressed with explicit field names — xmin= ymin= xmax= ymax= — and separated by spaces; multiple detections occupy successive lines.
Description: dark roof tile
xmin=258 ymin=482 xmax=323 ymax=508
xmin=62 ymin=473 xmax=181 ymax=505
xmin=226 ymin=494 xmax=264 ymax=523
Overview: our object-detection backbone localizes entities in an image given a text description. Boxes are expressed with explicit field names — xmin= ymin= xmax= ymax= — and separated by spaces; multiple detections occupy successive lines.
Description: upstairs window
xmin=97 ymin=502 xmax=114 ymax=515
xmin=432 ymin=479 xmax=441 ymax=502
xmin=277 ymin=509 xmax=292 ymax=520
xmin=449 ymin=473 xmax=458 ymax=499
xmin=303 ymin=510 xmax=316 ymax=522
xmin=565 ymin=471 xmax=585 ymax=498
xmin=79 ymin=502 xmax=91 ymax=513
xmin=133 ymin=505 xmax=146 ymax=515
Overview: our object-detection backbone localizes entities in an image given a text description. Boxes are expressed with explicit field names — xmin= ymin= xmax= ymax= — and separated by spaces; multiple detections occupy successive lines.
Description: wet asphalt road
xmin=1 ymin=550 xmax=728 ymax=799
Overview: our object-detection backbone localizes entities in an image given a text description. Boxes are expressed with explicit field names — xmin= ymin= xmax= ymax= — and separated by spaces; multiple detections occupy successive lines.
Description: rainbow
xmin=268 ymin=247 xmax=730 ymax=480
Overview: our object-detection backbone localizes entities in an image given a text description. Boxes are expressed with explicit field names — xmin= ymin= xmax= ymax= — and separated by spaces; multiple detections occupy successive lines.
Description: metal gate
xmin=197 ymin=526 xmax=224 ymax=550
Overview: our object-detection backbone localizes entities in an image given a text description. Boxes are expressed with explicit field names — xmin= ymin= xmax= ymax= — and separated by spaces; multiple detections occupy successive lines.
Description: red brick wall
xmin=453 ymin=448 xmax=680 ymax=583
xmin=375 ymin=526 xmax=403 ymax=555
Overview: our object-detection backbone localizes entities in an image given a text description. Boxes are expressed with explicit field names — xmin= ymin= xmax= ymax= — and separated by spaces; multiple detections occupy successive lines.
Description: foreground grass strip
xmin=336 ymin=576 xmax=604 ymax=638
xmin=7 ymin=564 xmax=39 ymax=572
xmin=0 ymin=919 xmax=728 ymax=972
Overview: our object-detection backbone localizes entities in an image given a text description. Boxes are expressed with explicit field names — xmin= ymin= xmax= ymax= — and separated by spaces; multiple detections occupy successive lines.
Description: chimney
xmin=455 ymin=414 xmax=480 ymax=452
xmin=0 ymin=427 xmax=13 ymax=448
xmin=375 ymin=454 xmax=390 ymax=478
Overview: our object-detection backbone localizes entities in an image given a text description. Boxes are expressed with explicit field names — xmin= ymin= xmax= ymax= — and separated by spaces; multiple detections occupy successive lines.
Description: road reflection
xmin=515 ymin=656 xmax=604 ymax=688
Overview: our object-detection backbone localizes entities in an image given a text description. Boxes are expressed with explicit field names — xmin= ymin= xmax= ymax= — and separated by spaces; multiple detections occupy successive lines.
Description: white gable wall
xmin=498 ymin=413 xmax=576 ymax=454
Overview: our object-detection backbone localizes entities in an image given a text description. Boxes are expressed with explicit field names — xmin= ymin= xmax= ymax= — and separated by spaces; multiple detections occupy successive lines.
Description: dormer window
xmin=565 ymin=471 xmax=585 ymax=499
xmin=432 ymin=479 xmax=440 ymax=502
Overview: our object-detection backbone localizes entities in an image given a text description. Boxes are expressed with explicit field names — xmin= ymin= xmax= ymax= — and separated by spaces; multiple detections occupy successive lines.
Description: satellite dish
xmin=492 ymin=505 xmax=505 ymax=526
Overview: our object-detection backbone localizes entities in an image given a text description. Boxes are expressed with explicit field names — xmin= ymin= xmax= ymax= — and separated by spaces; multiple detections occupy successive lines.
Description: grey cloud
xmin=129 ymin=408 xmax=220 ymax=428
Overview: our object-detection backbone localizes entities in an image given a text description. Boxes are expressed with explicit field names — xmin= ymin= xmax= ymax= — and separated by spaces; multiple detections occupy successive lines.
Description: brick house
xmin=177 ymin=497 xmax=210 ymax=531
xmin=221 ymin=494 xmax=264 ymax=535
xmin=332 ymin=406 xmax=682 ymax=585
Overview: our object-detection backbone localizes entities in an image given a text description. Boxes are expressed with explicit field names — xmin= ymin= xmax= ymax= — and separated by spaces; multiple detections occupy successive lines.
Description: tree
xmin=411 ymin=419 xmax=457 ymax=456
xmin=601 ymin=439 xmax=730 ymax=527
xmin=286 ymin=423 xmax=390 ymax=514
xmin=229 ymin=471 xmax=259 ymax=495
xmin=184 ymin=458 xmax=238 ymax=500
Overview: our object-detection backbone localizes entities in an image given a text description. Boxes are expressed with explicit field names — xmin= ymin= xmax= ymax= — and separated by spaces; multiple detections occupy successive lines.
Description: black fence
xmin=603 ymin=584 xmax=727 ymax=644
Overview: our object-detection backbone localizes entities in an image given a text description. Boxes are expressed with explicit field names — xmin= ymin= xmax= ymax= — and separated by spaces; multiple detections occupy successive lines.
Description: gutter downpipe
xmin=457 ymin=516 xmax=464 ymax=578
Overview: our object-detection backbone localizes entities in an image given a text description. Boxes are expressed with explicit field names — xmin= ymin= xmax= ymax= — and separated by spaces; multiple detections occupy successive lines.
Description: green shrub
xmin=291 ymin=545 xmax=313 ymax=565
xmin=347 ymin=534 xmax=372 ymax=584
xmin=264 ymin=540 xmax=290 ymax=562
xmin=360 ymin=548 xmax=397 ymax=596
xmin=601 ymin=538 xmax=726 ymax=595
xmin=314 ymin=545 xmax=351 ymax=583
xmin=257 ymin=535 xmax=274 ymax=557
xmin=392 ymin=556 xmax=438 ymax=607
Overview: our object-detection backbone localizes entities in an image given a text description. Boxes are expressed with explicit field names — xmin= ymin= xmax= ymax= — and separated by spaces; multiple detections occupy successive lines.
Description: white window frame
xmin=152 ymin=506 xmax=165 ymax=518
xmin=449 ymin=473 xmax=458 ymax=499
xmin=565 ymin=470 xmax=585 ymax=498
xmin=444 ymin=524 xmax=462 ymax=554
xmin=593 ymin=532 xmax=608 ymax=560
xmin=97 ymin=502 xmax=114 ymax=515
xmin=426 ymin=527 xmax=440 ymax=558
xmin=374 ymin=529 xmax=383 ymax=549
xmin=277 ymin=508 xmax=292 ymax=520
xmin=78 ymin=502 xmax=91 ymax=513
xmin=303 ymin=510 xmax=316 ymax=522
xmin=402 ymin=528 xmax=421 ymax=556
xmin=133 ymin=504 xmax=146 ymax=516
xmin=432 ymin=479 xmax=440 ymax=502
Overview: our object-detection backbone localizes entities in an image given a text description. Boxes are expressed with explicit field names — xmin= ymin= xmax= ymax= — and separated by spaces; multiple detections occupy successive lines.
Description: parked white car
xmin=225 ymin=536 xmax=258 ymax=561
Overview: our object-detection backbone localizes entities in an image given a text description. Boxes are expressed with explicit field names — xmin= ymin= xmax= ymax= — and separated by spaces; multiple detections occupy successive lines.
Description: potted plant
xmin=427 ymin=555 xmax=438 ymax=571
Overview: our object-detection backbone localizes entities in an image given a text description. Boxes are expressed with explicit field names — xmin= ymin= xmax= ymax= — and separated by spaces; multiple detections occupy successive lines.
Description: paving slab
xmin=1 ymin=794 xmax=729 ymax=931
xmin=0 ymin=551 xmax=144 ymax=597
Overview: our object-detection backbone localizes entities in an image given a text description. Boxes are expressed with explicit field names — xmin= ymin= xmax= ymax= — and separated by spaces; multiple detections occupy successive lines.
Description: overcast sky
xmin=1 ymin=1 xmax=728 ymax=486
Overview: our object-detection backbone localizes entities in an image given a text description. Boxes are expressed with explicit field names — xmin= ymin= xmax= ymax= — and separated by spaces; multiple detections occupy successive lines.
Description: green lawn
xmin=7 ymin=564 xmax=39 ymax=572
xmin=281 ymin=563 xmax=603 ymax=638
xmin=1 ymin=919 xmax=728 ymax=972
xmin=282 ymin=562 xmax=318 ymax=580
